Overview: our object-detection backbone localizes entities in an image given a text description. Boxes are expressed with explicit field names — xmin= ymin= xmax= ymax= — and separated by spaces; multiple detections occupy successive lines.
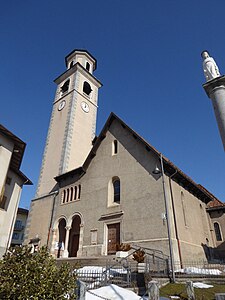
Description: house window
xmin=61 ymin=79 xmax=70 ymax=94
xmin=6 ymin=177 xmax=12 ymax=185
xmin=12 ymin=232 xmax=20 ymax=240
xmin=83 ymin=81 xmax=92 ymax=96
xmin=86 ymin=62 xmax=90 ymax=72
xmin=214 ymin=222 xmax=222 ymax=241
xmin=15 ymin=220 xmax=23 ymax=230
xmin=113 ymin=178 xmax=120 ymax=204
xmin=112 ymin=140 xmax=118 ymax=155
xmin=0 ymin=195 xmax=7 ymax=209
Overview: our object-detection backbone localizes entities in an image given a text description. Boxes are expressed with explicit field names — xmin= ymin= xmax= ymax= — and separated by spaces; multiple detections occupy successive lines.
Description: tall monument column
xmin=202 ymin=50 xmax=225 ymax=151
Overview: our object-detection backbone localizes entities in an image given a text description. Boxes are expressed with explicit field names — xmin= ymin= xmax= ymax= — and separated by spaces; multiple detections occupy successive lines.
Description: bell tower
xmin=36 ymin=50 xmax=102 ymax=197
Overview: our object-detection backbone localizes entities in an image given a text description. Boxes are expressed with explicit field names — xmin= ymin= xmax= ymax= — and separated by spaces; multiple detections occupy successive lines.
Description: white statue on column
xmin=201 ymin=50 xmax=220 ymax=81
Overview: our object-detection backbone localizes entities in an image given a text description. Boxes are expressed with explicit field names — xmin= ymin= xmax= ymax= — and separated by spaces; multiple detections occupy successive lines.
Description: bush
xmin=0 ymin=246 xmax=77 ymax=299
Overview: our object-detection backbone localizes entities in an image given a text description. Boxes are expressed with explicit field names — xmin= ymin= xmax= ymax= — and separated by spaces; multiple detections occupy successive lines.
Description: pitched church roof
xmin=55 ymin=113 xmax=221 ymax=204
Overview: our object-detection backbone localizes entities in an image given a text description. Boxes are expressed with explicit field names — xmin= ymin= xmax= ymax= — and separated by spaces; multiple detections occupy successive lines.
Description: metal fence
xmin=74 ymin=251 xmax=170 ymax=289
xmin=173 ymin=260 xmax=225 ymax=279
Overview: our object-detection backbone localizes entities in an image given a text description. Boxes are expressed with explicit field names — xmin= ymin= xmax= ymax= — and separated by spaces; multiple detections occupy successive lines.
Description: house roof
xmin=17 ymin=207 xmax=29 ymax=215
xmin=55 ymin=113 xmax=222 ymax=204
xmin=0 ymin=124 xmax=32 ymax=185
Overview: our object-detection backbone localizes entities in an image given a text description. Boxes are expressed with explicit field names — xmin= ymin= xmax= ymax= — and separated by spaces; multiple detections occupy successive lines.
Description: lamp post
xmin=153 ymin=153 xmax=175 ymax=282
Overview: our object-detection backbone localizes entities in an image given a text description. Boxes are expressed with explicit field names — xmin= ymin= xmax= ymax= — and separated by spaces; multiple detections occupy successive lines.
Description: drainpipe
xmin=47 ymin=190 xmax=59 ymax=248
xmin=168 ymin=171 xmax=183 ymax=268
xmin=159 ymin=154 xmax=175 ymax=283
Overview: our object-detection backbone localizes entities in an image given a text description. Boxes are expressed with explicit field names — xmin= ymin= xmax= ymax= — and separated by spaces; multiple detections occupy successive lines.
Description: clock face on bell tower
xmin=36 ymin=50 xmax=102 ymax=197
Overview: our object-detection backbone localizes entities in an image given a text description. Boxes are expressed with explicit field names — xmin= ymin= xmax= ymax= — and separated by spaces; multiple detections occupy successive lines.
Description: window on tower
xmin=83 ymin=81 xmax=92 ymax=96
xmin=61 ymin=79 xmax=70 ymax=95
xmin=86 ymin=62 xmax=90 ymax=72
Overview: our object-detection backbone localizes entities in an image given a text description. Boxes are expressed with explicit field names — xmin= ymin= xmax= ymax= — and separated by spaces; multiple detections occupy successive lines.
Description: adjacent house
xmin=0 ymin=125 xmax=32 ymax=257
xmin=11 ymin=207 xmax=29 ymax=247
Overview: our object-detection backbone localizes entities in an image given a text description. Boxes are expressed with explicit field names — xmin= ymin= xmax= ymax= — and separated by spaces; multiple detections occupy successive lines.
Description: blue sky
xmin=1 ymin=1 xmax=225 ymax=209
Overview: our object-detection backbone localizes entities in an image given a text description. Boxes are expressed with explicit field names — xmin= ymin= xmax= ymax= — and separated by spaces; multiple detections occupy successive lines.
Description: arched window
xmin=62 ymin=190 xmax=66 ymax=204
xmin=113 ymin=178 xmax=120 ymax=204
xmin=113 ymin=140 xmax=118 ymax=155
xmin=214 ymin=222 xmax=222 ymax=241
xmin=83 ymin=81 xmax=92 ymax=96
xmin=69 ymin=61 xmax=74 ymax=68
xmin=70 ymin=187 xmax=74 ymax=202
xmin=86 ymin=62 xmax=90 ymax=72
xmin=74 ymin=186 xmax=77 ymax=200
xmin=61 ymin=79 xmax=70 ymax=94
xmin=78 ymin=184 xmax=81 ymax=199
xmin=66 ymin=188 xmax=70 ymax=203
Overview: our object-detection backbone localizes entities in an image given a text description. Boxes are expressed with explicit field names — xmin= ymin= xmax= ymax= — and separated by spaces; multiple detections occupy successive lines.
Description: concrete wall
xmin=24 ymin=194 xmax=55 ymax=247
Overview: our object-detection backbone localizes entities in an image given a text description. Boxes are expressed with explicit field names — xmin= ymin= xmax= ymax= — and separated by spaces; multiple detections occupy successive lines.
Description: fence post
xmin=78 ymin=280 xmax=86 ymax=300
xmin=186 ymin=281 xmax=195 ymax=300
xmin=147 ymin=280 xmax=159 ymax=300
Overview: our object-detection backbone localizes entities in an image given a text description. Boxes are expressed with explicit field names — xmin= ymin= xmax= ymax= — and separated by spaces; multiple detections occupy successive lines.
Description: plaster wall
xmin=0 ymin=134 xmax=13 ymax=195
xmin=170 ymin=179 xmax=213 ymax=261
xmin=24 ymin=194 xmax=55 ymax=247
xmin=0 ymin=170 xmax=23 ymax=257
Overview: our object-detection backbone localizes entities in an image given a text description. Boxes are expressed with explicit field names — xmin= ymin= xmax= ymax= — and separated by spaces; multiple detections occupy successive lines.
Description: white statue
xmin=201 ymin=50 xmax=220 ymax=81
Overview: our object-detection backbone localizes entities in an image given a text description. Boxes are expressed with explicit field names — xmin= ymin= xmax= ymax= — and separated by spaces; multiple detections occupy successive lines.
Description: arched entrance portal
xmin=58 ymin=218 xmax=66 ymax=258
xmin=68 ymin=215 xmax=81 ymax=257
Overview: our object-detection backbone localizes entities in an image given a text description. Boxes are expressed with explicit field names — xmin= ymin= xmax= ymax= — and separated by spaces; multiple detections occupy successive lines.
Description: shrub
xmin=0 ymin=245 xmax=77 ymax=299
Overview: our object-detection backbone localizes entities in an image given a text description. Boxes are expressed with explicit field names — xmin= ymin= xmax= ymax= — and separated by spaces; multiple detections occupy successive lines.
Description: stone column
xmin=77 ymin=223 xmax=84 ymax=257
xmin=203 ymin=76 xmax=225 ymax=151
xmin=62 ymin=226 xmax=71 ymax=258
xmin=50 ymin=229 xmax=57 ymax=256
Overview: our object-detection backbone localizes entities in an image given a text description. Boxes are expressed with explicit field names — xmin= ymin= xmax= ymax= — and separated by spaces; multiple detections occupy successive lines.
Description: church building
xmin=25 ymin=50 xmax=225 ymax=264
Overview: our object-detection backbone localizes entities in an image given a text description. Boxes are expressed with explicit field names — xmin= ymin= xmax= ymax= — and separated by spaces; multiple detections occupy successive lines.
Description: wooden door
xmin=107 ymin=223 xmax=120 ymax=255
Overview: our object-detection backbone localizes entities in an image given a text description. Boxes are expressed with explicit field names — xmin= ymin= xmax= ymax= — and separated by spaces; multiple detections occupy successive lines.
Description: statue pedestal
xmin=203 ymin=75 xmax=225 ymax=151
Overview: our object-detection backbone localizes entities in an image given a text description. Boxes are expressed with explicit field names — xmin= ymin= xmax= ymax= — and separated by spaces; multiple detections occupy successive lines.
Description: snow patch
xmin=175 ymin=267 xmax=222 ymax=275
xmin=85 ymin=284 xmax=141 ymax=300
xmin=193 ymin=282 xmax=213 ymax=289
